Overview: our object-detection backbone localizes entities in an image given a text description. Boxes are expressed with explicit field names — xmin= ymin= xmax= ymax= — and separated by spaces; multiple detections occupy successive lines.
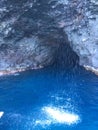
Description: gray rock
xmin=0 ymin=0 xmax=98 ymax=74
xmin=62 ymin=0 xmax=98 ymax=69
xmin=0 ymin=0 xmax=62 ymax=72
xmin=49 ymin=0 xmax=98 ymax=73
xmin=0 ymin=36 xmax=58 ymax=72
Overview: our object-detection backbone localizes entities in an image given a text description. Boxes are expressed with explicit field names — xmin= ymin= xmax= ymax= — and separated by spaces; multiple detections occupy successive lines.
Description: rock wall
xmin=0 ymin=0 xmax=64 ymax=73
xmin=0 ymin=0 xmax=98 ymax=74
xmin=48 ymin=0 xmax=98 ymax=73
xmin=61 ymin=0 xmax=98 ymax=71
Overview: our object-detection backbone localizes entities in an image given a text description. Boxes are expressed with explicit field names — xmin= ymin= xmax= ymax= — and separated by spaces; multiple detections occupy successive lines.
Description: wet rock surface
xmin=0 ymin=0 xmax=98 ymax=74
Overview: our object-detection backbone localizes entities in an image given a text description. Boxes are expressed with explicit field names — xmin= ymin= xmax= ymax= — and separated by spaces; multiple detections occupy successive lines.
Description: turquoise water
xmin=0 ymin=63 xmax=98 ymax=130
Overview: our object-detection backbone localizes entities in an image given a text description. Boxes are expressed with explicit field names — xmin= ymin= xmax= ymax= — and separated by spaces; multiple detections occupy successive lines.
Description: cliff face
xmin=0 ymin=0 xmax=63 ymax=73
xmin=59 ymin=0 xmax=98 ymax=73
xmin=48 ymin=0 xmax=98 ymax=73
xmin=0 ymin=0 xmax=98 ymax=74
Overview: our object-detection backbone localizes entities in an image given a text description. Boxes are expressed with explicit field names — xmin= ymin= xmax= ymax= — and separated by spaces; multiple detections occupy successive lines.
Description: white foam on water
xmin=0 ymin=111 xmax=4 ymax=118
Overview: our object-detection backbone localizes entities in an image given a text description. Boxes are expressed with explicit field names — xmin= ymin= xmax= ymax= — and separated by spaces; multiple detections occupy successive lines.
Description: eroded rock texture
xmin=0 ymin=0 xmax=98 ymax=74
xmin=47 ymin=0 xmax=98 ymax=73
xmin=61 ymin=0 xmax=98 ymax=71
xmin=0 ymin=0 xmax=65 ymax=73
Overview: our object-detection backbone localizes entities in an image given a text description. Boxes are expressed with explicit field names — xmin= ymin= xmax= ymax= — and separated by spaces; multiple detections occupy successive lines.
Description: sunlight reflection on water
xmin=35 ymin=106 xmax=80 ymax=128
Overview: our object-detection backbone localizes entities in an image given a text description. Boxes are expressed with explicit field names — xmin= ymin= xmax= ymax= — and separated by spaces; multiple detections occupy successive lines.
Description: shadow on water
xmin=0 ymin=43 xmax=98 ymax=130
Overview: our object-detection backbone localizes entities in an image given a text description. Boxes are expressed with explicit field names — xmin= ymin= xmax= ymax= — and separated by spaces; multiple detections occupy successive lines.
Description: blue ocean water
xmin=0 ymin=63 xmax=98 ymax=130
